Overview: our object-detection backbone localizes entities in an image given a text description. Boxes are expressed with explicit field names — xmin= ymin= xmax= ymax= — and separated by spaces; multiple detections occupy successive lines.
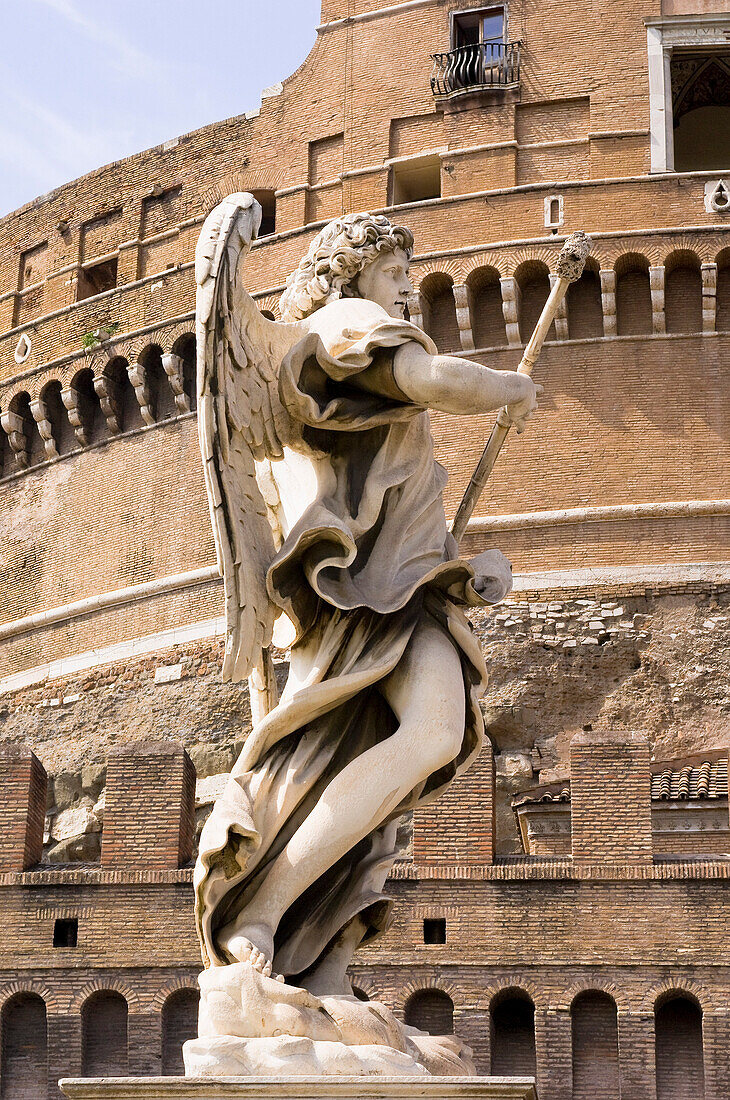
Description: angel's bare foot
xmin=219 ymin=919 xmax=276 ymax=976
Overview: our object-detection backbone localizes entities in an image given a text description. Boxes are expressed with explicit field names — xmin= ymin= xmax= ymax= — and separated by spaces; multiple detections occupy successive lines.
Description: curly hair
xmin=279 ymin=212 xmax=414 ymax=322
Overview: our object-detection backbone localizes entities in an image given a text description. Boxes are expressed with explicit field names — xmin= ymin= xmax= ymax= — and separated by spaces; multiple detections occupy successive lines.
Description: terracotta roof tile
xmin=513 ymin=758 xmax=728 ymax=807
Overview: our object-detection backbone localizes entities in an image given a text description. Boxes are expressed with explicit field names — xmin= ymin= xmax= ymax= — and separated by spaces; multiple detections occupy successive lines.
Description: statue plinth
xmin=59 ymin=1076 xmax=537 ymax=1100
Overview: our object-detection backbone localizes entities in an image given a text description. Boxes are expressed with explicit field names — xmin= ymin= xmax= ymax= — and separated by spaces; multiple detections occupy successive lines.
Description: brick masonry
xmin=0 ymin=0 xmax=728 ymax=1097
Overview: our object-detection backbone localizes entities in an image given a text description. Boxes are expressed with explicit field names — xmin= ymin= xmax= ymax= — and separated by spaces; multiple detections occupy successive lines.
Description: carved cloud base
xmin=183 ymin=1035 xmax=428 ymax=1077
xmin=182 ymin=962 xmax=476 ymax=1078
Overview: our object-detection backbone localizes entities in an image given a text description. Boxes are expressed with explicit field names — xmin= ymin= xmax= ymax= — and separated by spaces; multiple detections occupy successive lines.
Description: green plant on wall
xmin=82 ymin=321 xmax=120 ymax=350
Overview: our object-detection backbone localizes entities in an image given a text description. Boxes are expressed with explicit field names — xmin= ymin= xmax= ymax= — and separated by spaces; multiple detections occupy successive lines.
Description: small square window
xmin=423 ymin=917 xmax=446 ymax=944
xmin=53 ymin=917 xmax=78 ymax=947
xmin=77 ymin=258 xmax=118 ymax=301
xmin=391 ymin=155 xmax=441 ymax=205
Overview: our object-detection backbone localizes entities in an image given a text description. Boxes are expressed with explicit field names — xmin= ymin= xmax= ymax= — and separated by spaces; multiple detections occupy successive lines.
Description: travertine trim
xmin=0 ymin=567 xmax=220 ymax=644
xmin=508 ymin=562 xmax=730 ymax=594
xmin=466 ymin=499 xmax=730 ymax=532
xmin=0 ymin=615 xmax=226 ymax=695
xmin=646 ymin=15 xmax=730 ymax=172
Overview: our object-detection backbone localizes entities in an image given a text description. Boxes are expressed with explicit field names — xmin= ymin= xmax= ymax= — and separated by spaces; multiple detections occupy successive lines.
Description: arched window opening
xmin=615 ymin=254 xmax=652 ymax=336
xmin=162 ymin=988 xmax=199 ymax=1076
xmin=351 ymin=986 xmax=370 ymax=1002
xmin=172 ymin=334 xmax=197 ymax=411
xmin=468 ymin=267 xmax=507 ymax=348
xmin=419 ymin=273 xmax=460 ymax=353
xmin=139 ymin=345 xmax=176 ymax=422
xmin=665 ymin=251 xmax=703 ymax=334
xmin=571 ymin=991 xmax=619 ymax=1100
xmin=672 ymin=53 xmax=730 ymax=172
xmin=82 ymin=991 xmax=128 ymax=1077
xmin=655 ymin=994 xmax=704 ymax=1100
xmin=9 ymin=393 xmax=44 ymax=467
xmin=715 ymin=249 xmax=730 ymax=332
xmin=490 ymin=991 xmax=536 ymax=1077
xmin=70 ymin=368 xmax=106 ymax=446
xmin=1 ymin=993 xmax=48 ymax=1100
xmin=567 ymin=260 xmax=603 ymax=340
xmin=251 ymin=190 xmax=276 ymax=237
xmin=515 ymin=262 xmax=554 ymax=345
xmin=404 ymin=989 xmax=454 ymax=1035
xmin=40 ymin=380 xmax=76 ymax=456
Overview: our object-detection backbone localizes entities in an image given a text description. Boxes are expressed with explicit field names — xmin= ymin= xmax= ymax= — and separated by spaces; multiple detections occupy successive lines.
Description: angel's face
xmin=356 ymin=248 xmax=413 ymax=319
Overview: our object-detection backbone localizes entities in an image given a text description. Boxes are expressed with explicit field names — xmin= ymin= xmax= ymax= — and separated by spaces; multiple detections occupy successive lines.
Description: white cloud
xmin=30 ymin=0 xmax=163 ymax=80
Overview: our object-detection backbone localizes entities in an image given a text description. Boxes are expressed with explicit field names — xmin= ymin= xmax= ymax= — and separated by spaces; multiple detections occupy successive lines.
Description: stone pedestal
xmin=59 ymin=1076 xmax=537 ymax=1100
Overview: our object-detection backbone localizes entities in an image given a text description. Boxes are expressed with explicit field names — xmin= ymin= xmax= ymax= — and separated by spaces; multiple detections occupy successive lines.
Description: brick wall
xmin=413 ymin=739 xmax=495 ymax=865
xmin=570 ymin=991 xmax=620 ymax=1100
xmin=570 ymin=730 xmax=653 ymax=865
xmin=0 ymin=747 xmax=47 ymax=871
xmin=101 ymin=741 xmax=195 ymax=870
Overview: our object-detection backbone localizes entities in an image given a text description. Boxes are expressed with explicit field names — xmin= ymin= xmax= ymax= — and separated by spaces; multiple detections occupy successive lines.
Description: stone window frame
xmin=646 ymin=14 xmax=730 ymax=173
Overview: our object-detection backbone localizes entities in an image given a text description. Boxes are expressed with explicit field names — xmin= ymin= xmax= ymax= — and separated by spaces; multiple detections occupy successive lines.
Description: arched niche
xmin=571 ymin=990 xmax=619 ymax=1100
xmin=467 ymin=266 xmax=507 ymax=348
xmin=404 ymin=988 xmax=454 ymax=1035
xmin=490 ymin=989 xmax=536 ymax=1078
xmin=614 ymin=253 xmax=652 ymax=336
xmin=81 ymin=990 xmax=129 ymax=1077
xmin=419 ymin=273 xmax=461 ymax=353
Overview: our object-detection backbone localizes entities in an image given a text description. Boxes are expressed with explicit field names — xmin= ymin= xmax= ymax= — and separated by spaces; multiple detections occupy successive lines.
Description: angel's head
xmin=279 ymin=212 xmax=414 ymax=322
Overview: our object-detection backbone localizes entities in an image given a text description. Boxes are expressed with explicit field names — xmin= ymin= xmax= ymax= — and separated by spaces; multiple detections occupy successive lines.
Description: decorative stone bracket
xmin=649 ymin=266 xmax=666 ymax=335
xmin=499 ymin=277 xmax=522 ymax=346
xmin=548 ymin=273 xmax=569 ymax=341
xmin=93 ymin=372 xmax=124 ymax=435
xmin=702 ymin=263 xmax=717 ymax=333
xmin=61 ymin=385 xmax=91 ymax=447
xmin=29 ymin=397 xmax=59 ymax=460
xmin=0 ymin=410 xmax=29 ymax=469
xmin=599 ymin=270 xmax=617 ymax=337
xmin=452 ymin=285 xmax=475 ymax=352
xmin=162 ymin=352 xmax=191 ymax=414
xmin=127 ymin=363 xmax=156 ymax=426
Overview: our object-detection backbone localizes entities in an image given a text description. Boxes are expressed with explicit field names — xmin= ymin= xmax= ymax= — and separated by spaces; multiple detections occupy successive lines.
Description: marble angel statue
xmin=187 ymin=193 xmax=540 ymax=1077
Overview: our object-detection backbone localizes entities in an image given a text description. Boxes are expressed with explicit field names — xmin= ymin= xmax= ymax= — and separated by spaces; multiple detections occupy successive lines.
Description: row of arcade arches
xmin=0 ymin=334 xmax=196 ymax=479
xmin=399 ymin=987 xmax=704 ymax=1100
xmin=0 ymin=988 xmax=198 ymax=1097
xmin=0 ymin=985 xmax=708 ymax=1099
xmin=417 ymin=247 xmax=730 ymax=353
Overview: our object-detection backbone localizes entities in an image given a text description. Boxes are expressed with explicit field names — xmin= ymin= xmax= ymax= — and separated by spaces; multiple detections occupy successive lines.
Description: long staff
xmin=451 ymin=231 xmax=591 ymax=543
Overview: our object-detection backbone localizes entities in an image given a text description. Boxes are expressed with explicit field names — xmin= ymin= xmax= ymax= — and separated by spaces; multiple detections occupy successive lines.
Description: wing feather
xmin=195 ymin=193 xmax=304 ymax=683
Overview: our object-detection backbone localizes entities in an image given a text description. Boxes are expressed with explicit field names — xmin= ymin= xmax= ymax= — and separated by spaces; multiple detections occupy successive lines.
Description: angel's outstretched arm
xmin=392 ymin=341 xmax=541 ymax=431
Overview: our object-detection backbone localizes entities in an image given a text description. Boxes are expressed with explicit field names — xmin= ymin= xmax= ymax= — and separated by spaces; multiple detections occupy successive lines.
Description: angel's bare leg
xmin=217 ymin=617 xmax=464 ymax=972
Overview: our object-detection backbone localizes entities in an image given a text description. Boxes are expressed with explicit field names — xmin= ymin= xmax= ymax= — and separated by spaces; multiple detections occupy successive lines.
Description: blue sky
xmin=0 ymin=0 xmax=321 ymax=217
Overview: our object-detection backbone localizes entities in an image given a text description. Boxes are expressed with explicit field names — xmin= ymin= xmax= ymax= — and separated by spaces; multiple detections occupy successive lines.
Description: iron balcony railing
xmin=430 ymin=41 xmax=521 ymax=97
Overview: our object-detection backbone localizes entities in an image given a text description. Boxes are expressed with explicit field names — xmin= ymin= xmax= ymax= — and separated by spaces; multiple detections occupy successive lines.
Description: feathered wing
xmin=195 ymin=193 xmax=304 ymax=684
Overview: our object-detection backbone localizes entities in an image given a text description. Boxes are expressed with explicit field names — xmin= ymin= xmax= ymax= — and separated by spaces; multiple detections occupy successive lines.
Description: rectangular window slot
xmin=391 ymin=155 xmax=441 ymax=205
xmin=77 ymin=258 xmax=118 ymax=301
xmin=423 ymin=917 xmax=446 ymax=944
xmin=53 ymin=917 xmax=78 ymax=947
xmin=251 ymin=190 xmax=276 ymax=237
